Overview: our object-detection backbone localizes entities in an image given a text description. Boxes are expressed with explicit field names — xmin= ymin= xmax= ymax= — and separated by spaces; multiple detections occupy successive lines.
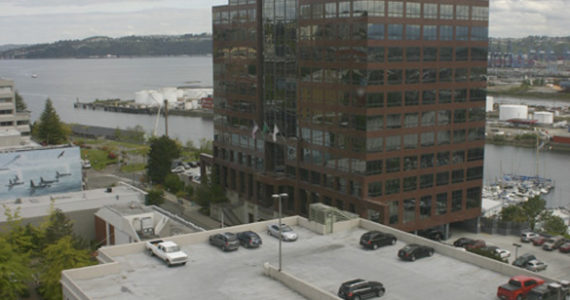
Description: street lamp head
xmin=279 ymin=193 xmax=289 ymax=198
xmin=272 ymin=194 xmax=280 ymax=200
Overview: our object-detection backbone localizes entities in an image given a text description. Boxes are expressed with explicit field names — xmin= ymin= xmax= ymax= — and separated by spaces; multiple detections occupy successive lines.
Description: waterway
xmin=1 ymin=57 xmax=568 ymax=207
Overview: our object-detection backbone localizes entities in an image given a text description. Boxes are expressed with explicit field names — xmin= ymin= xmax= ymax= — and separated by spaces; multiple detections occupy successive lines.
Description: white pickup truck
xmin=145 ymin=240 xmax=188 ymax=267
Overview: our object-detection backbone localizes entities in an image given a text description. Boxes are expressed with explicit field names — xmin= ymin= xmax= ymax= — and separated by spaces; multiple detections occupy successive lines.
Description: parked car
xmin=531 ymin=235 xmax=554 ymax=246
xmin=525 ymin=259 xmax=547 ymax=272
xmin=398 ymin=244 xmax=434 ymax=261
xmin=145 ymin=240 xmax=188 ymax=267
xmin=267 ymin=223 xmax=298 ymax=241
xmin=485 ymin=246 xmax=511 ymax=259
xmin=521 ymin=231 xmax=540 ymax=243
xmin=542 ymin=236 xmax=567 ymax=251
xmin=209 ymin=232 xmax=240 ymax=251
xmin=453 ymin=237 xmax=475 ymax=248
xmin=559 ymin=242 xmax=570 ymax=253
xmin=337 ymin=279 xmax=385 ymax=300
xmin=417 ymin=228 xmax=445 ymax=241
xmin=527 ymin=282 xmax=569 ymax=300
xmin=512 ymin=253 xmax=537 ymax=268
xmin=360 ymin=231 xmax=397 ymax=250
xmin=497 ymin=275 xmax=545 ymax=300
xmin=237 ymin=231 xmax=262 ymax=248
xmin=453 ymin=237 xmax=485 ymax=250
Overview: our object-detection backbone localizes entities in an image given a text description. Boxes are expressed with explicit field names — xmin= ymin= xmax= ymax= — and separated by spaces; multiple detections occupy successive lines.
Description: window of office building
xmin=366 ymin=160 xmax=383 ymax=175
xmin=456 ymin=47 xmax=469 ymax=61
xmin=367 ymin=137 xmax=383 ymax=152
xmin=389 ymin=201 xmax=399 ymax=224
xmin=368 ymin=47 xmax=385 ymax=62
xmin=406 ymin=69 xmax=420 ymax=84
xmin=403 ymin=176 xmax=417 ymax=192
xmin=386 ymin=179 xmax=400 ymax=195
xmin=436 ymin=171 xmax=449 ymax=186
xmin=404 ymin=112 xmax=419 ymax=127
xmin=367 ymin=92 xmax=384 ymax=107
xmin=452 ymin=150 xmax=464 ymax=164
xmin=452 ymin=190 xmax=463 ymax=211
xmin=368 ymin=23 xmax=385 ymax=40
xmin=440 ymin=47 xmax=453 ymax=61
xmin=388 ymin=24 xmax=403 ymax=40
xmin=385 ymin=135 xmax=401 ymax=151
xmin=437 ymin=151 xmax=450 ymax=166
xmin=456 ymin=5 xmax=469 ymax=20
xmin=471 ymin=26 xmax=488 ymax=41
xmin=339 ymin=1 xmax=351 ymax=17
xmin=386 ymin=157 xmax=401 ymax=173
xmin=452 ymin=169 xmax=464 ymax=183
xmin=439 ymin=25 xmax=453 ymax=41
xmin=420 ymin=153 xmax=434 ymax=168
xmin=423 ymin=25 xmax=437 ymax=40
xmin=467 ymin=166 xmax=483 ymax=181
xmin=471 ymin=6 xmax=488 ymax=21
xmin=420 ymin=174 xmax=434 ymax=189
xmin=453 ymin=129 xmax=466 ymax=143
xmin=456 ymin=26 xmax=469 ymax=41
xmin=368 ymin=181 xmax=383 ymax=197
xmin=438 ymin=130 xmax=450 ymax=145
xmin=439 ymin=89 xmax=452 ymax=104
xmin=436 ymin=193 xmax=447 ymax=215
xmin=421 ymin=111 xmax=435 ymax=126
xmin=404 ymin=155 xmax=418 ymax=170
xmin=440 ymin=4 xmax=453 ymax=19
xmin=325 ymin=2 xmax=337 ymax=18
xmin=403 ymin=198 xmax=415 ymax=223
xmin=406 ymin=25 xmax=420 ymax=40
xmin=388 ymin=69 xmax=403 ymax=85
xmin=420 ymin=195 xmax=432 ymax=218
xmin=438 ymin=110 xmax=450 ymax=125
xmin=388 ymin=47 xmax=403 ymax=61
xmin=403 ymin=133 xmax=418 ymax=149
xmin=423 ymin=48 xmax=437 ymax=61
xmin=423 ymin=3 xmax=437 ymax=19
xmin=422 ymin=90 xmax=436 ymax=105
xmin=388 ymin=1 xmax=403 ymax=17
xmin=421 ymin=132 xmax=435 ymax=147
xmin=406 ymin=2 xmax=421 ymax=18
xmin=466 ymin=187 xmax=481 ymax=209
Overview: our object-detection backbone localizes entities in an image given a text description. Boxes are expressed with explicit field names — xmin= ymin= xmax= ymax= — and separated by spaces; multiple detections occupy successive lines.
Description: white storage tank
xmin=134 ymin=90 xmax=151 ymax=106
xmin=486 ymin=96 xmax=494 ymax=112
xmin=148 ymin=90 xmax=164 ymax=106
xmin=499 ymin=104 xmax=528 ymax=121
xmin=160 ymin=87 xmax=178 ymax=103
xmin=534 ymin=111 xmax=554 ymax=124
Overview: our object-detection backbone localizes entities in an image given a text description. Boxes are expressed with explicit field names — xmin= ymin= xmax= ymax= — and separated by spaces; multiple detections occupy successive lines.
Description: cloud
xmin=490 ymin=0 xmax=570 ymax=37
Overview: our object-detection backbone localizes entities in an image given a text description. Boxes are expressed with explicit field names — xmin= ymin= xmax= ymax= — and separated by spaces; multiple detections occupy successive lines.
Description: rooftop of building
xmin=0 ymin=183 xmax=146 ymax=222
xmin=62 ymin=216 xmax=560 ymax=300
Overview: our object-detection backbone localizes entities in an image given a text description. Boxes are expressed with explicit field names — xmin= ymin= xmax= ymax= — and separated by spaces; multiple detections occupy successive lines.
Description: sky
xmin=0 ymin=0 xmax=568 ymax=45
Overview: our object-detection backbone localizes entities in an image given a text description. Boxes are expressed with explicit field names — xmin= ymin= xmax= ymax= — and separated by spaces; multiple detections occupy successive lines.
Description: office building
xmin=212 ymin=0 xmax=488 ymax=232
xmin=0 ymin=78 xmax=31 ymax=147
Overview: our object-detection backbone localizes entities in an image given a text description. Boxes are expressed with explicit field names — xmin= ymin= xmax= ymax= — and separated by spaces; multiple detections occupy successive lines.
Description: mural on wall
xmin=0 ymin=146 xmax=82 ymax=200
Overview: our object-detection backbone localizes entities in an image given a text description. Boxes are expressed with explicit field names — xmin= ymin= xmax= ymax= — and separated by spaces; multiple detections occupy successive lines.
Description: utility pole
xmin=164 ymin=99 xmax=169 ymax=137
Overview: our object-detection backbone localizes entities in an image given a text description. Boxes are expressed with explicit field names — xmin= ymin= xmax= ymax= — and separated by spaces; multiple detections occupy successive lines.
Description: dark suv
xmin=417 ymin=228 xmax=445 ymax=241
xmin=512 ymin=253 xmax=537 ymax=268
xmin=360 ymin=231 xmax=397 ymax=250
xmin=338 ymin=279 xmax=385 ymax=300
xmin=453 ymin=237 xmax=475 ymax=248
xmin=237 ymin=231 xmax=262 ymax=248
xmin=209 ymin=232 xmax=239 ymax=251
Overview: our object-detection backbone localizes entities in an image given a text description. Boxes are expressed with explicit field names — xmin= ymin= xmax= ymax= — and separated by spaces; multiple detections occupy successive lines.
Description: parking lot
xmin=76 ymin=225 xmax=512 ymax=300
xmin=449 ymin=229 xmax=570 ymax=280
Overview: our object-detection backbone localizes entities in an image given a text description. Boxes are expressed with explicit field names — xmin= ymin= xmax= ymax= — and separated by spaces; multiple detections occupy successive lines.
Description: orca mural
xmin=0 ymin=146 xmax=82 ymax=200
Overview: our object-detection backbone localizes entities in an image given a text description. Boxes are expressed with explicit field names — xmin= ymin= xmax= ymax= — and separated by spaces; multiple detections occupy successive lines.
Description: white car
xmin=267 ymin=223 xmax=298 ymax=241
xmin=495 ymin=248 xmax=511 ymax=259
xmin=525 ymin=259 xmax=547 ymax=272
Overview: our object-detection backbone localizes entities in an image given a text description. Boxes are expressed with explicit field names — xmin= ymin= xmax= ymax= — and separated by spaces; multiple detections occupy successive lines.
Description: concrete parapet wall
xmin=298 ymin=217 xmax=326 ymax=235
xmin=358 ymin=219 xmax=560 ymax=283
xmin=263 ymin=262 xmax=342 ymax=300
xmin=332 ymin=218 xmax=360 ymax=233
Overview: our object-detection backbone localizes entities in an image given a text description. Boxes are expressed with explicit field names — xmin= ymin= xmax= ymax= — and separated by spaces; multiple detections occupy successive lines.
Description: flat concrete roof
xmin=67 ymin=219 xmax=517 ymax=300
xmin=0 ymin=184 xmax=145 ymax=222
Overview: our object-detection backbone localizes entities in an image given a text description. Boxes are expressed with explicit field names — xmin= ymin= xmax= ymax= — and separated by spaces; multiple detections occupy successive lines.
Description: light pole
xmin=512 ymin=243 xmax=521 ymax=260
xmin=272 ymin=193 xmax=288 ymax=271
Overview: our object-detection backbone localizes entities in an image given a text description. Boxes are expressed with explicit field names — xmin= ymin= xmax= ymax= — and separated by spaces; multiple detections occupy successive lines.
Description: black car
xmin=338 ymin=279 xmax=385 ymax=300
xmin=209 ymin=232 xmax=239 ymax=251
xmin=398 ymin=244 xmax=434 ymax=261
xmin=512 ymin=253 xmax=536 ymax=268
xmin=417 ymin=228 xmax=444 ymax=241
xmin=360 ymin=231 xmax=397 ymax=250
xmin=453 ymin=237 xmax=475 ymax=248
xmin=237 ymin=231 xmax=262 ymax=248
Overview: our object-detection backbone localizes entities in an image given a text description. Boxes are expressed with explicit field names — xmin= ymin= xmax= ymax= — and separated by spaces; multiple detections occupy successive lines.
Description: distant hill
xmin=489 ymin=36 xmax=570 ymax=57
xmin=0 ymin=34 xmax=212 ymax=59
xmin=0 ymin=44 xmax=28 ymax=52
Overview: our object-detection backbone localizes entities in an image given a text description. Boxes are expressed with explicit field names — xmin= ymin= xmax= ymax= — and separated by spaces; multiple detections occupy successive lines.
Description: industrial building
xmin=0 ymin=78 xmax=31 ymax=147
xmin=211 ymin=0 xmax=488 ymax=233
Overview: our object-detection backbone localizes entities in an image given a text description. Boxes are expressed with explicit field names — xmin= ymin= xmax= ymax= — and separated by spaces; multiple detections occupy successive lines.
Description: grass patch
xmin=120 ymin=163 xmax=146 ymax=173
xmin=81 ymin=148 xmax=118 ymax=170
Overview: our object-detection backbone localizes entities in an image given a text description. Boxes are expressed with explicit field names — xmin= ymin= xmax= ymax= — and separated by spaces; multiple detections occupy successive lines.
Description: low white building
xmin=534 ymin=111 xmax=554 ymax=124
xmin=0 ymin=78 xmax=31 ymax=146
xmin=499 ymin=104 xmax=528 ymax=121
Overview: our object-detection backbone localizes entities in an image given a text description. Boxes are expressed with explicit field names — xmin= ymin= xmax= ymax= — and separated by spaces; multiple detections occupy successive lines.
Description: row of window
xmin=299 ymin=128 xmax=484 ymax=156
xmin=300 ymin=88 xmax=487 ymax=109
xmin=300 ymin=23 xmax=487 ymax=41
xmin=300 ymin=108 xmax=486 ymax=132
xmin=389 ymin=187 xmax=481 ymax=224
xmin=300 ymin=1 xmax=488 ymax=21
xmin=300 ymin=66 xmax=487 ymax=86
xmin=368 ymin=167 xmax=482 ymax=198
xmin=213 ymin=7 xmax=256 ymax=24
xmin=300 ymin=46 xmax=487 ymax=64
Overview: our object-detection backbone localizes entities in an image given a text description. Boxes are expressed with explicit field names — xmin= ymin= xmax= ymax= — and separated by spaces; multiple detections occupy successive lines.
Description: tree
xmin=521 ymin=196 xmax=546 ymax=231
xmin=164 ymin=174 xmax=184 ymax=194
xmin=0 ymin=236 xmax=32 ymax=300
xmin=146 ymin=188 xmax=164 ymax=206
xmin=44 ymin=209 xmax=74 ymax=245
xmin=193 ymin=173 xmax=227 ymax=209
xmin=499 ymin=205 xmax=526 ymax=223
xmin=14 ymin=91 xmax=27 ymax=112
xmin=542 ymin=214 xmax=568 ymax=235
xmin=146 ymin=136 xmax=181 ymax=184
xmin=38 ymin=236 xmax=94 ymax=300
xmin=2 ymin=205 xmax=34 ymax=254
xmin=33 ymin=98 xmax=68 ymax=145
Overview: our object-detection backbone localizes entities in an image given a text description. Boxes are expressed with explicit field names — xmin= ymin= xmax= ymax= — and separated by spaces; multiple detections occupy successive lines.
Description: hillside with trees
xmin=0 ymin=34 xmax=212 ymax=59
